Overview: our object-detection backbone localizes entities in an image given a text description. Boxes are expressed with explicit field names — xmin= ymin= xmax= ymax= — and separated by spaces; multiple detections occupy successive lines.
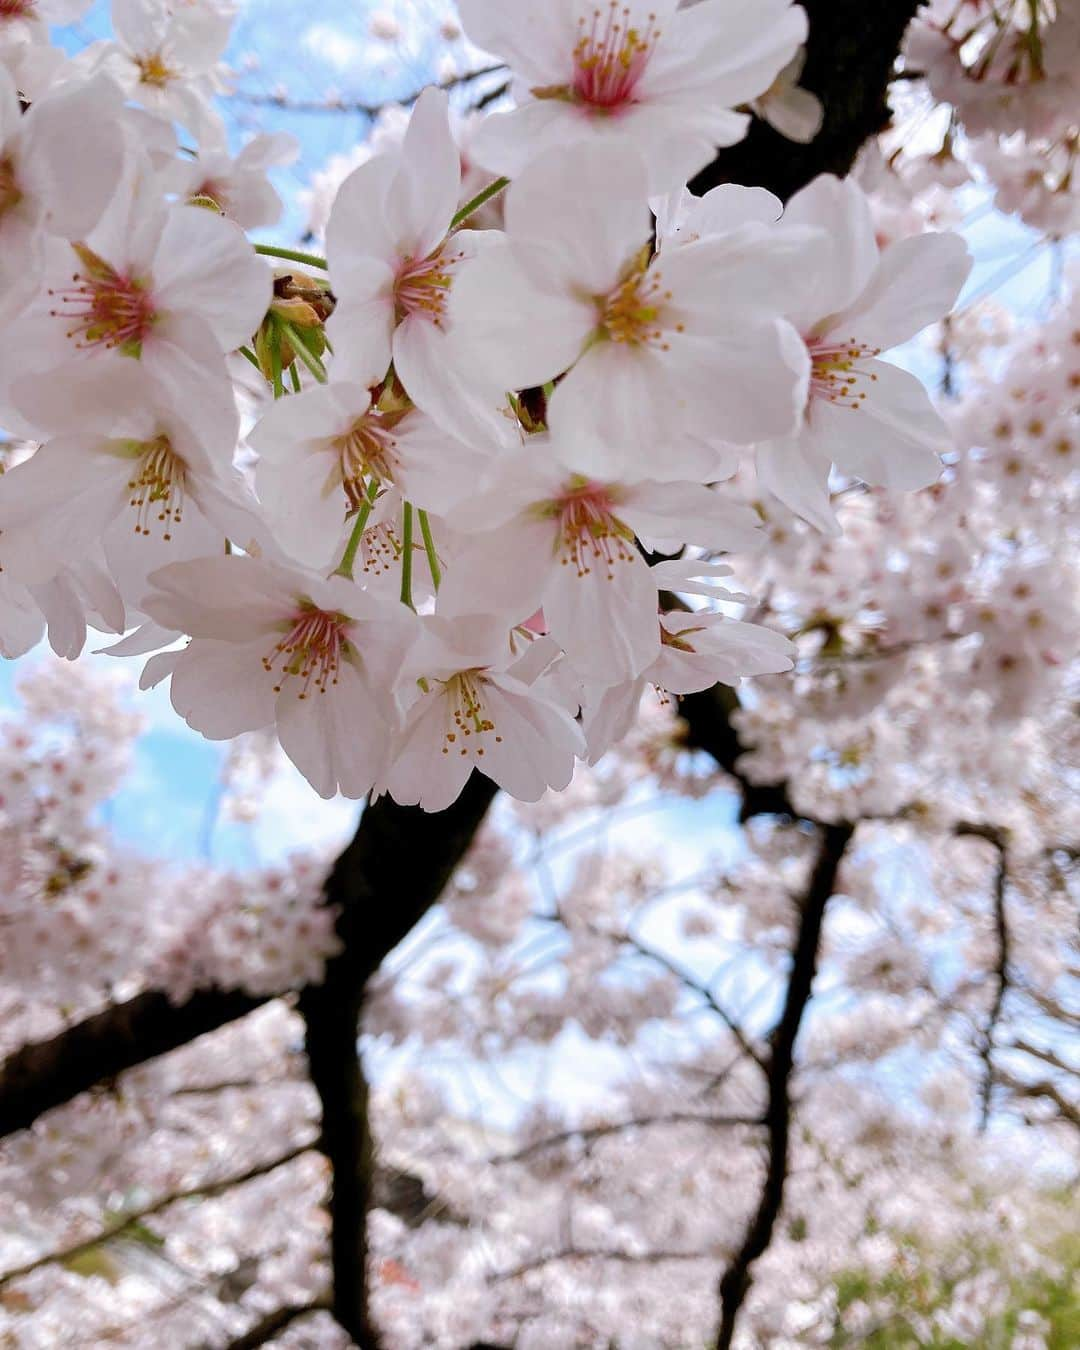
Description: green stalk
xmin=334 ymin=481 xmax=379 ymax=580
xmin=269 ymin=321 xmax=284 ymax=399
xmin=279 ymin=321 xmax=328 ymax=384
xmin=254 ymin=242 xmax=329 ymax=270
xmin=418 ymin=508 xmax=441 ymax=590
xmin=399 ymin=502 xmax=414 ymax=609
xmin=450 ymin=175 xmax=509 ymax=229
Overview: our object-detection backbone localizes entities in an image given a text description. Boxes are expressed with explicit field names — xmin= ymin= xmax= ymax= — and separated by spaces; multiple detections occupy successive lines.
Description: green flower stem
xmin=269 ymin=322 xmax=284 ymax=400
xmin=238 ymin=345 xmax=261 ymax=372
xmin=334 ymin=481 xmax=379 ymax=580
xmin=279 ymin=321 xmax=328 ymax=384
xmin=450 ymin=175 xmax=509 ymax=229
xmin=400 ymin=502 xmax=415 ymax=609
xmin=254 ymin=242 xmax=328 ymax=270
xmin=418 ymin=508 xmax=441 ymax=590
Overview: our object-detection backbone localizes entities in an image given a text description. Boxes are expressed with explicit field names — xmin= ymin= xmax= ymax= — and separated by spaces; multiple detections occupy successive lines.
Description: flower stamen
xmin=545 ymin=477 xmax=637 ymax=580
xmin=126 ymin=436 xmax=186 ymax=540
xmin=263 ymin=605 xmax=348 ymax=698
xmin=49 ymin=244 xmax=157 ymax=356
xmin=394 ymin=245 xmax=464 ymax=328
xmin=334 ymin=411 xmax=405 ymax=507
xmin=439 ymin=671 xmax=501 ymax=757
xmin=601 ymin=255 xmax=673 ymax=347
xmin=807 ymin=336 xmax=882 ymax=411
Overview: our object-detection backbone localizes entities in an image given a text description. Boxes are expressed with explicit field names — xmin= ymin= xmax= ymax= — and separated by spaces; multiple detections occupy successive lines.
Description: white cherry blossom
xmin=250 ymin=378 xmax=497 ymax=572
xmin=450 ymin=142 xmax=814 ymax=472
xmin=457 ymin=0 xmax=808 ymax=192
xmin=381 ymin=614 xmax=586 ymax=810
xmin=141 ymin=555 xmax=417 ymax=799
xmin=755 ymin=174 xmax=972 ymax=532
xmin=325 ymin=86 xmax=509 ymax=444
xmin=439 ymin=439 xmax=762 ymax=682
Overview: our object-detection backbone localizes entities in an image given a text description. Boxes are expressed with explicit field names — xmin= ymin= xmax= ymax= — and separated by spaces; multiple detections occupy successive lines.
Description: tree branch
xmin=492 ymin=1112 xmax=764 ymax=1165
xmin=1 ymin=782 xmax=496 ymax=1141
xmin=691 ymin=0 xmax=921 ymax=201
xmin=227 ymin=64 xmax=505 ymax=117
xmin=220 ymin=1302 xmax=331 ymax=1350
xmin=297 ymin=775 xmax=498 ymax=1348
xmin=713 ymin=822 xmax=854 ymax=1350
xmin=0 ymin=1141 xmax=315 ymax=1288
xmin=0 ymin=987 xmax=268 ymax=1139
xmin=956 ymin=823 xmax=1011 ymax=1128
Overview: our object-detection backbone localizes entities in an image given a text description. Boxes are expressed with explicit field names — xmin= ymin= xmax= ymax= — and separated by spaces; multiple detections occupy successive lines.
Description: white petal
xmin=169 ymin=637 xmax=278 ymax=739
xmin=543 ymin=546 xmax=659 ymax=683
xmin=834 ymin=231 xmax=972 ymax=353
xmin=153 ymin=206 xmax=271 ymax=350
xmin=755 ymin=435 xmax=839 ymax=535
xmin=810 ymin=360 xmax=947 ymax=491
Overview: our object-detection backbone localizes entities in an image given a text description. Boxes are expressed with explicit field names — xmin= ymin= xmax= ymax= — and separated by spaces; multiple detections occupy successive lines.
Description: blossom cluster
xmin=896 ymin=0 xmax=1080 ymax=235
xmin=0 ymin=0 xmax=973 ymax=810
xmin=0 ymin=661 xmax=340 ymax=1048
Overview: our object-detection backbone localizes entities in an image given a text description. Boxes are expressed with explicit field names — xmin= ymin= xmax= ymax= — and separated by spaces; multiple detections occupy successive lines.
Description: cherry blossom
xmin=381 ymin=615 xmax=586 ymax=809
xmin=450 ymin=142 xmax=814 ymax=471
xmin=250 ymin=378 xmax=493 ymax=572
xmin=0 ymin=171 xmax=270 ymax=447
xmin=0 ymin=66 xmax=125 ymax=321
xmin=325 ymin=86 xmax=509 ymax=444
xmin=140 ymin=555 xmax=417 ymax=799
xmin=754 ymin=174 xmax=972 ymax=532
xmin=0 ymin=368 xmax=261 ymax=604
xmin=439 ymin=440 xmax=762 ymax=681
xmin=457 ymin=0 xmax=809 ymax=192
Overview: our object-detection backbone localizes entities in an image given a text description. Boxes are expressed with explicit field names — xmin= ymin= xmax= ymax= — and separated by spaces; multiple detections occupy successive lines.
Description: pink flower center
xmin=438 ymin=672 xmax=501 ymax=758
xmin=0 ymin=0 xmax=35 ymax=19
xmin=807 ymin=336 xmax=882 ymax=411
xmin=572 ymin=3 xmax=660 ymax=111
xmin=548 ymin=477 xmax=637 ymax=580
xmin=49 ymin=244 xmax=157 ymax=355
xmin=126 ymin=436 xmax=186 ymax=540
xmin=394 ymin=245 xmax=463 ymax=328
xmin=263 ymin=606 xmax=349 ymax=699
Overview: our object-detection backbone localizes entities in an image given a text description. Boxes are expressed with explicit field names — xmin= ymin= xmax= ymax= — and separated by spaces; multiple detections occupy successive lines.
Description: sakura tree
xmin=0 ymin=1 xmax=1077 ymax=1347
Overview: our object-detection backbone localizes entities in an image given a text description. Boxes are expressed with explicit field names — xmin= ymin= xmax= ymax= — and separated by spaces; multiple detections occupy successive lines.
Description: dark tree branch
xmin=220 ymin=1302 xmax=331 ymax=1350
xmin=494 ymin=1246 xmax=717 ymax=1283
xmin=996 ymin=1070 xmax=1080 ymax=1131
xmin=297 ymin=776 xmax=498 ymax=1348
xmin=0 ymin=1141 xmax=315 ymax=1288
xmin=1 ymin=782 xmax=496 ymax=1141
xmin=492 ymin=1112 xmax=764 ymax=1166
xmin=227 ymin=64 xmax=505 ymax=117
xmin=0 ymin=987 xmax=268 ymax=1139
xmin=691 ymin=0 xmax=922 ymax=201
xmin=714 ymin=822 xmax=854 ymax=1350
xmin=956 ymin=823 xmax=1011 ymax=1128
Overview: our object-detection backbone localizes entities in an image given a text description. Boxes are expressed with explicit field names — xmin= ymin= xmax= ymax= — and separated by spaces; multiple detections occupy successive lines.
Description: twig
xmin=227 ymin=64 xmax=505 ymax=117
xmin=0 ymin=1142 xmax=315 ymax=1288
xmin=220 ymin=1301 xmax=331 ymax=1350
xmin=492 ymin=1112 xmax=763 ymax=1165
